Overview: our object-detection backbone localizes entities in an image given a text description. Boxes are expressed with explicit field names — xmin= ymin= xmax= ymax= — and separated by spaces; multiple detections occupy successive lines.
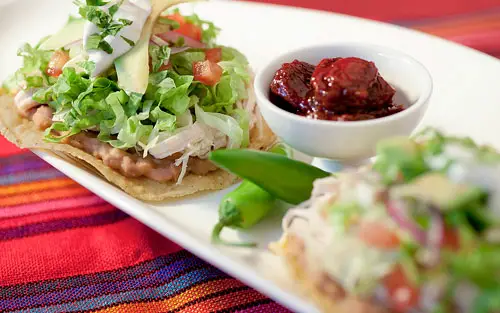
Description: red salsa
xmin=269 ymin=57 xmax=404 ymax=121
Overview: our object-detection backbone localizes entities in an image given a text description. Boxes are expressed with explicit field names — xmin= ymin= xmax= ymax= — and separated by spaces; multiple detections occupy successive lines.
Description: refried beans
xmin=19 ymin=104 xmax=218 ymax=182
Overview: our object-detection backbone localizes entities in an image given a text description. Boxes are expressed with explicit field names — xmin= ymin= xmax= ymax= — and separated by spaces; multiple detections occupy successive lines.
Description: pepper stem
xmin=211 ymin=219 xmax=258 ymax=248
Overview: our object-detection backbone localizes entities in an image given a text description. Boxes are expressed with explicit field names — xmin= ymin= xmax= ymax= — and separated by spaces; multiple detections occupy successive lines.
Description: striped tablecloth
xmin=1 ymin=1 xmax=500 ymax=312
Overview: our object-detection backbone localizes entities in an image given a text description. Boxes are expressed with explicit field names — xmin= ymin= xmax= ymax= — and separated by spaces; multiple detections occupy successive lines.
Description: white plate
xmin=2 ymin=1 xmax=500 ymax=312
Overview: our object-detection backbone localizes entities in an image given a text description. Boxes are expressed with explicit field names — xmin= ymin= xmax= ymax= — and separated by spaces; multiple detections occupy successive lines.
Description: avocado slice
xmin=39 ymin=17 xmax=85 ymax=51
xmin=115 ymin=32 xmax=151 ymax=94
xmin=391 ymin=172 xmax=473 ymax=210
xmin=115 ymin=0 xmax=197 ymax=94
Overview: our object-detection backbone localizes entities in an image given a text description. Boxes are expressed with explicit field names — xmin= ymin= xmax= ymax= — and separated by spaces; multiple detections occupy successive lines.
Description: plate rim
xmin=2 ymin=0 xmax=500 ymax=311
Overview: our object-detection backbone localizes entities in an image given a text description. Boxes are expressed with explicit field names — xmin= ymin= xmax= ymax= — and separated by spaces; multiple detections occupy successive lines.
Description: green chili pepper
xmin=211 ymin=181 xmax=277 ymax=247
xmin=211 ymin=143 xmax=291 ymax=247
xmin=209 ymin=149 xmax=330 ymax=205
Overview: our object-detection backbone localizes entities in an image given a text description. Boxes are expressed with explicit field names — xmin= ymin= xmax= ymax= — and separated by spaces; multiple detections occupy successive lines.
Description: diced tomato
xmin=205 ymin=48 xmax=222 ymax=63
xmin=46 ymin=50 xmax=70 ymax=77
xmin=176 ymin=22 xmax=202 ymax=41
xmin=158 ymin=63 xmax=172 ymax=71
xmin=164 ymin=13 xmax=202 ymax=41
xmin=383 ymin=266 xmax=420 ymax=313
xmin=358 ymin=219 xmax=401 ymax=249
xmin=163 ymin=13 xmax=185 ymax=24
xmin=193 ymin=60 xmax=223 ymax=86
xmin=442 ymin=227 xmax=460 ymax=251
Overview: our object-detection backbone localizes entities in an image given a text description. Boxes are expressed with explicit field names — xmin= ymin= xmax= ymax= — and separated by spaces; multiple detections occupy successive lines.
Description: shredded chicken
xmin=148 ymin=122 xmax=227 ymax=160
xmin=32 ymin=106 xmax=54 ymax=130
xmin=14 ymin=89 xmax=39 ymax=117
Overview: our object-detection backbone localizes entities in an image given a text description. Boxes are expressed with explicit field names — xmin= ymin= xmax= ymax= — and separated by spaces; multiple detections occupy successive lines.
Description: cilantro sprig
xmin=75 ymin=0 xmax=134 ymax=54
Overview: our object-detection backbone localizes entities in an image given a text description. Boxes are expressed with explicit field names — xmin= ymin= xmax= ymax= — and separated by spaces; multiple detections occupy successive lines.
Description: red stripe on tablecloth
xmin=0 ymin=203 xmax=115 ymax=229
xmin=405 ymin=11 xmax=500 ymax=57
xmin=0 ymin=137 xmax=22 ymax=157
xmin=0 ymin=218 xmax=182 ymax=286
xmin=244 ymin=0 xmax=500 ymax=22
xmin=0 ymin=195 xmax=107 ymax=219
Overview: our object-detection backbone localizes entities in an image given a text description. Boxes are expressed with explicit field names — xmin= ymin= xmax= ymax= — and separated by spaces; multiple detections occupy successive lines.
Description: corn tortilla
xmin=274 ymin=234 xmax=389 ymax=313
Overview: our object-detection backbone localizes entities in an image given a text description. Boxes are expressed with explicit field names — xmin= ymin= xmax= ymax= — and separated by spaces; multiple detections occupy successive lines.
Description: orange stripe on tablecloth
xmin=176 ymin=288 xmax=268 ymax=313
xmin=414 ymin=11 xmax=500 ymax=29
xmin=0 ymin=203 xmax=115 ymax=229
xmin=0 ymin=218 xmax=182 ymax=285
xmin=0 ymin=185 xmax=91 ymax=207
xmin=91 ymin=279 xmax=245 ymax=313
xmin=445 ymin=29 xmax=500 ymax=53
xmin=0 ymin=178 xmax=78 ymax=197
xmin=167 ymin=278 xmax=246 ymax=311
xmin=414 ymin=14 xmax=500 ymax=36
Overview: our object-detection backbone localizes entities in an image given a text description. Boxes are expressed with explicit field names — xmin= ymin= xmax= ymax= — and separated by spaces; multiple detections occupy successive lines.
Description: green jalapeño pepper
xmin=211 ymin=180 xmax=277 ymax=247
xmin=209 ymin=149 xmax=330 ymax=205
xmin=211 ymin=143 xmax=292 ymax=247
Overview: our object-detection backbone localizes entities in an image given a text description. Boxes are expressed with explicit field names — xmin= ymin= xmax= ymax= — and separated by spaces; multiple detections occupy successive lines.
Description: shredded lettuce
xmin=103 ymin=90 xmax=128 ymax=134
xmin=3 ymin=43 xmax=53 ymax=91
xmin=147 ymin=70 xmax=169 ymax=86
xmin=32 ymin=86 xmax=54 ymax=104
xmin=5 ymin=9 xmax=253 ymax=163
xmin=372 ymin=136 xmax=429 ymax=184
xmin=44 ymin=121 xmax=80 ymax=143
xmin=149 ymin=45 xmax=171 ymax=72
xmin=154 ymin=71 xmax=193 ymax=116
xmin=169 ymin=51 xmax=205 ymax=75
xmin=368 ymin=131 xmax=500 ymax=312
xmin=116 ymin=115 xmax=151 ymax=148
xmin=78 ymin=60 xmax=97 ymax=75
xmin=448 ymin=242 xmax=500 ymax=289
xmin=150 ymin=106 xmax=176 ymax=130
xmin=472 ymin=287 xmax=500 ymax=313
xmin=220 ymin=46 xmax=248 ymax=64
xmin=51 ymin=67 xmax=91 ymax=107
xmin=123 ymin=92 xmax=142 ymax=116
xmin=136 ymin=99 xmax=153 ymax=121
xmin=232 ymin=108 xmax=249 ymax=148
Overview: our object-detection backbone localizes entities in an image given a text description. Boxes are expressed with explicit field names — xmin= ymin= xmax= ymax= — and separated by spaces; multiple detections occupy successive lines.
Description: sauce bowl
xmin=254 ymin=43 xmax=433 ymax=171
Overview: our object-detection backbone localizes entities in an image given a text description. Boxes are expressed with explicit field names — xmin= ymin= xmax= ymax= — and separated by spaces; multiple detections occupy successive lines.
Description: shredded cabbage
xmin=195 ymin=104 xmax=243 ymax=149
